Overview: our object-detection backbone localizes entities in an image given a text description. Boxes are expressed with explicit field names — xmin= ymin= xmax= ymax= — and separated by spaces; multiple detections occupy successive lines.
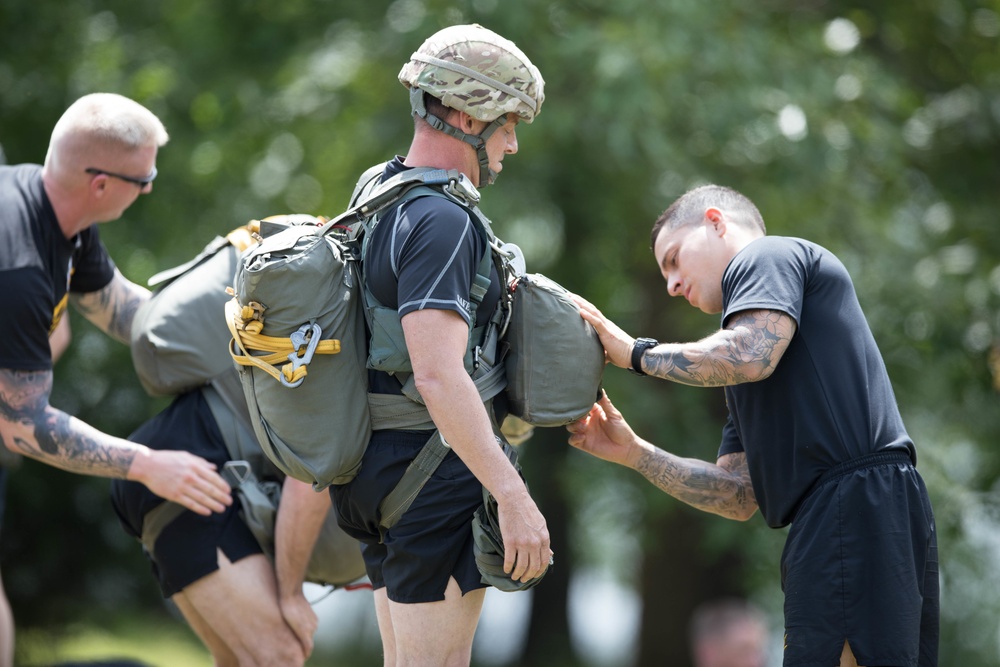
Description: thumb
xmin=598 ymin=391 xmax=617 ymax=415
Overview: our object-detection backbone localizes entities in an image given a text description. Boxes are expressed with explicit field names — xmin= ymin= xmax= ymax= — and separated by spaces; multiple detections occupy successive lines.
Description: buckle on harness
xmin=282 ymin=323 xmax=322 ymax=388
xmin=444 ymin=173 xmax=481 ymax=206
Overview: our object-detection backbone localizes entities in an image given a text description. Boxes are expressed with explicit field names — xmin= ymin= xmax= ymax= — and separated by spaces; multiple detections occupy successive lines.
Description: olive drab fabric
xmin=128 ymin=229 xmax=366 ymax=588
xmin=228 ymin=218 xmax=371 ymax=490
xmin=131 ymin=232 xmax=249 ymax=397
xmin=504 ymin=273 xmax=606 ymax=426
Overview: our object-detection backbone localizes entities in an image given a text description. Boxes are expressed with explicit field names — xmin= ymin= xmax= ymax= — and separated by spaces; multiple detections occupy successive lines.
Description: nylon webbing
xmin=368 ymin=393 xmax=436 ymax=431
xmin=139 ymin=500 xmax=186 ymax=557
xmin=377 ymin=429 xmax=452 ymax=534
xmin=226 ymin=299 xmax=341 ymax=386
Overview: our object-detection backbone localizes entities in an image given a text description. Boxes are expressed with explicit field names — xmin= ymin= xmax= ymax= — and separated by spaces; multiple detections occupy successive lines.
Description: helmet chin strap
xmin=410 ymin=88 xmax=507 ymax=186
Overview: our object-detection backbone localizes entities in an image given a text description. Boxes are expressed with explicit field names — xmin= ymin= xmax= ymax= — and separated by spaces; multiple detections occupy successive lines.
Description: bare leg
xmin=373 ymin=588 xmax=396 ymax=667
xmin=381 ymin=577 xmax=485 ymax=667
xmin=172 ymin=550 xmax=307 ymax=667
xmin=840 ymin=640 xmax=861 ymax=667
xmin=0 ymin=570 xmax=12 ymax=667
xmin=172 ymin=592 xmax=239 ymax=667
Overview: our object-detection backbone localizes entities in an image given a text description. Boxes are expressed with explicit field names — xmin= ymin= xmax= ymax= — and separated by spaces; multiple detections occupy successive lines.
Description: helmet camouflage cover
xmin=399 ymin=24 xmax=545 ymax=124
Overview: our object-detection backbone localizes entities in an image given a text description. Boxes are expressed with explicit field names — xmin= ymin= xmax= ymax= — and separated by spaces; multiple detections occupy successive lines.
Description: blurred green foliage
xmin=1 ymin=0 xmax=999 ymax=665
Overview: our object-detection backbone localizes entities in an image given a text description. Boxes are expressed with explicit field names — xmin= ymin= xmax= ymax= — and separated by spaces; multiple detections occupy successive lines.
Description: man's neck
xmin=41 ymin=168 xmax=89 ymax=239
xmin=404 ymin=129 xmax=477 ymax=185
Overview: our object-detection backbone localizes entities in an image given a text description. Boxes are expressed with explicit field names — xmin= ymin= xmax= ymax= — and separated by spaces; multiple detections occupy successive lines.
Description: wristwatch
xmin=629 ymin=337 xmax=659 ymax=376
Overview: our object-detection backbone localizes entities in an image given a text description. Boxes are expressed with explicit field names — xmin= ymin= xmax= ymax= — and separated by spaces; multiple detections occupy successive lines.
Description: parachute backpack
xmin=128 ymin=227 xmax=367 ymax=588
xmin=225 ymin=168 xmax=507 ymax=500
xmin=131 ymin=224 xmax=256 ymax=397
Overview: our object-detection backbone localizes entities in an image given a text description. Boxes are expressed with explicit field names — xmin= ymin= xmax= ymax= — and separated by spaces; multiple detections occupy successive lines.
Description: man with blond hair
xmin=0 ymin=93 xmax=232 ymax=665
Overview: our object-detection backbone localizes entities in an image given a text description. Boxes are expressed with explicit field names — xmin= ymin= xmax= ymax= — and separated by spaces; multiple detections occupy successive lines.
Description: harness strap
xmin=394 ymin=353 xmax=507 ymax=412
xmin=376 ymin=429 xmax=451 ymax=536
xmin=368 ymin=393 xmax=436 ymax=431
xmin=139 ymin=500 xmax=186 ymax=557
xmin=202 ymin=382 xmax=255 ymax=463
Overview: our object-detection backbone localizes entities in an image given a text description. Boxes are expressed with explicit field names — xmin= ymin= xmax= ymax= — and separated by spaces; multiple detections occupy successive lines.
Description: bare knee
xmin=232 ymin=635 xmax=306 ymax=667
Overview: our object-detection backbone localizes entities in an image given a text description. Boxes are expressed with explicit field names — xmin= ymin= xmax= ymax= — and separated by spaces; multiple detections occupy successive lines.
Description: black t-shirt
xmin=718 ymin=236 xmax=914 ymax=528
xmin=363 ymin=158 xmax=501 ymax=395
xmin=0 ymin=164 xmax=116 ymax=371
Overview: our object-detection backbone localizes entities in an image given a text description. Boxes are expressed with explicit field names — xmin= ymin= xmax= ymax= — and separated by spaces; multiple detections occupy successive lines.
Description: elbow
xmin=743 ymin=362 xmax=775 ymax=383
xmin=411 ymin=368 xmax=451 ymax=404
xmin=730 ymin=497 xmax=759 ymax=522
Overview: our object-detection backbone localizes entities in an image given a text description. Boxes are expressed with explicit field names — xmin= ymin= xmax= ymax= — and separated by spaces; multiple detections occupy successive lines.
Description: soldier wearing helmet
xmin=329 ymin=24 xmax=552 ymax=665
xmin=330 ymin=25 xmax=552 ymax=665
xmin=398 ymin=22 xmax=544 ymax=186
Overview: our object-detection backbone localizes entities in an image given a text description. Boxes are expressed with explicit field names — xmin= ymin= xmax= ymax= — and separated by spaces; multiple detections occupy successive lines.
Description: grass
xmin=16 ymin=615 xmax=213 ymax=667
xmin=13 ymin=613 xmax=384 ymax=667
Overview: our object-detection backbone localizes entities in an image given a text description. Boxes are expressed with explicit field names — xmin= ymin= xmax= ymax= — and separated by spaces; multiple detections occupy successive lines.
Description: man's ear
xmin=705 ymin=207 xmax=726 ymax=235
xmin=457 ymin=110 xmax=487 ymax=135
xmin=89 ymin=174 xmax=108 ymax=198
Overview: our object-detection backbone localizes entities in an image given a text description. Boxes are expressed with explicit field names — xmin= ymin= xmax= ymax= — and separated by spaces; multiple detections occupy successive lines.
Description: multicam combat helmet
xmin=399 ymin=24 xmax=545 ymax=186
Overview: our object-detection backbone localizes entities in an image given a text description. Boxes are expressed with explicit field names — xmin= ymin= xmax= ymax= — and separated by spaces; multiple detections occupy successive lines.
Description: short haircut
xmin=45 ymin=93 xmax=168 ymax=175
xmin=51 ymin=93 xmax=168 ymax=150
xmin=424 ymin=92 xmax=451 ymax=119
xmin=651 ymin=184 xmax=766 ymax=248
xmin=412 ymin=92 xmax=455 ymax=130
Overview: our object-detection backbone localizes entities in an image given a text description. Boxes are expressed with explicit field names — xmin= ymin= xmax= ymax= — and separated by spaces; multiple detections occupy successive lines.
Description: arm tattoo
xmin=634 ymin=449 xmax=756 ymax=520
xmin=70 ymin=271 xmax=149 ymax=344
xmin=0 ymin=368 xmax=135 ymax=478
xmin=644 ymin=309 xmax=795 ymax=387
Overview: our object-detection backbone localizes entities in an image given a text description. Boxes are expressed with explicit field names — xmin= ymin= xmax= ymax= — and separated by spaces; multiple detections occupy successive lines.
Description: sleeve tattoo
xmin=70 ymin=270 xmax=149 ymax=344
xmin=644 ymin=309 xmax=795 ymax=387
xmin=0 ymin=368 xmax=136 ymax=477
xmin=634 ymin=449 xmax=757 ymax=519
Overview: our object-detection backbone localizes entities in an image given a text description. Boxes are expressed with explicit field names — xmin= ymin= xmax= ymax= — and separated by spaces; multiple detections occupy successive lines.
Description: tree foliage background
xmin=1 ymin=1 xmax=999 ymax=665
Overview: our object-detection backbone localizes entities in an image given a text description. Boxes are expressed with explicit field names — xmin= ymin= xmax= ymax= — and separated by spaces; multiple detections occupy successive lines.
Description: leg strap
xmin=377 ymin=430 xmax=450 ymax=539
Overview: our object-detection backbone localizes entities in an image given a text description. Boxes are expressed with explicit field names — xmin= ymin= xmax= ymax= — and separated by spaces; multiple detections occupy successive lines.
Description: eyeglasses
xmin=85 ymin=166 xmax=158 ymax=188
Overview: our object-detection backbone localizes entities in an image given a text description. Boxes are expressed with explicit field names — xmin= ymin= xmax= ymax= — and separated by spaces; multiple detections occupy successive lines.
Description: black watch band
xmin=629 ymin=337 xmax=658 ymax=376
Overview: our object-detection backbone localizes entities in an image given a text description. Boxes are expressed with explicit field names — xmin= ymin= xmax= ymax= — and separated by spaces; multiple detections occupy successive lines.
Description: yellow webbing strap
xmin=225 ymin=298 xmax=340 ymax=386
xmin=226 ymin=226 xmax=257 ymax=253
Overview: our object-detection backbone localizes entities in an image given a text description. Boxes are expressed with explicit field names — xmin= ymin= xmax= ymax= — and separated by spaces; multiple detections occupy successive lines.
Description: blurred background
xmin=1 ymin=0 xmax=999 ymax=665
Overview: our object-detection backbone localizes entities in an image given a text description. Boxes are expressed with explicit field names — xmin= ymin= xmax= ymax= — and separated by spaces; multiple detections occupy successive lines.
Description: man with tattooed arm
xmin=0 ymin=92 xmax=233 ymax=509
xmin=0 ymin=92 xmax=232 ymax=665
xmin=568 ymin=185 xmax=937 ymax=667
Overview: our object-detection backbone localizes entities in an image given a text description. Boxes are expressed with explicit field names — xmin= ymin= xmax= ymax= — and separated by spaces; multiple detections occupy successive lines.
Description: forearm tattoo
xmin=644 ymin=309 xmax=794 ymax=387
xmin=0 ymin=369 xmax=135 ymax=477
xmin=634 ymin=448 xmax=756 ymax=519
xmin=71 ymin=273 xmax=148 ymax=344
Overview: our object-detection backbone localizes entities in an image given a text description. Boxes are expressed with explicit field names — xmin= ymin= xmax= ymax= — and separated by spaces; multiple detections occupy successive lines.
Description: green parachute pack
xmin=129 ymin=226 xmax=366 ymax=588
xmin=224 ymin=166 xmax=605 ymax=536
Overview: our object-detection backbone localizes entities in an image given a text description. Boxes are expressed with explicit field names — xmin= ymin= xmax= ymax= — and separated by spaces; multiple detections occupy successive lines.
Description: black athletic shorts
xmin=110 ymin=390 xmax=262 ymax=598
xmin=330 ymin=429 xmax=486 ymax=604
xmin=781 ymin=451 xmax=938 ymax=667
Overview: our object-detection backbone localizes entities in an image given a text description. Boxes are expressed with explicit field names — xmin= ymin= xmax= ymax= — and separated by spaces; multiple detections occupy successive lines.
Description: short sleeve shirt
xmin=0 ymin=164 xmax=116 ymax=370
xmin=718 ymin=236 xmax=914 ymax=528
xmin=363 ymin=158 xmax=501 ymax=393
